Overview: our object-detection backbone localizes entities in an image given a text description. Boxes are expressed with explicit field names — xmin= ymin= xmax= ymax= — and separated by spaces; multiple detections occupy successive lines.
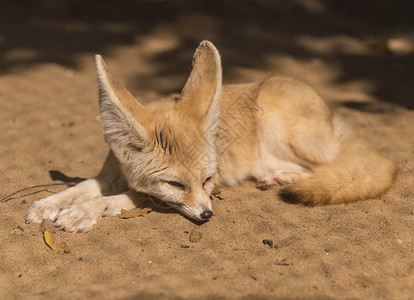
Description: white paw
xmin=26 ymin=200 xmax=61 ymax=223
xmin=55 ymin=205 xmax=98 ymax=233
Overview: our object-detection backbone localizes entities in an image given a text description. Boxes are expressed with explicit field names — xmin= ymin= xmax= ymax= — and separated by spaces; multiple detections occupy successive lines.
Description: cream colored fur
xmin=26 ymin=41 xmax=397 ymax=232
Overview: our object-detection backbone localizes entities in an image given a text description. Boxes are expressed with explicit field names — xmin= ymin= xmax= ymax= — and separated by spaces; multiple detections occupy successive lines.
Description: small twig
xmin=8 ymin=189 xmax=57 ymax=201
xmin=1 ymin=183 xmax=70 ymax=203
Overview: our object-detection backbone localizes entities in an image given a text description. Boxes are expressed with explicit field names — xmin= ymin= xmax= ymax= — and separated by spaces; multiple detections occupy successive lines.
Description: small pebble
xmin=262 ymin=239 xmax=273 ymax=248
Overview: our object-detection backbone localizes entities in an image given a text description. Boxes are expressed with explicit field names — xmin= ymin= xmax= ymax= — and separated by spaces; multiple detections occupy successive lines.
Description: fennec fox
xmin=26 ymin=41 xmax=397 ymax=232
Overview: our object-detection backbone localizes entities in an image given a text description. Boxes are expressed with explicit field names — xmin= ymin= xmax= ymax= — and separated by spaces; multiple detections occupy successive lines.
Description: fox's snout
xmin=187 ymin=208 xmax=213 ymax=221
xmin=200 ymin=210 xmax=213 ymax=220
xmin=179 ymin=205 xmax=214 ymax=222
xmin=177 ymin=190 xmax=214 ymax=221
xmin=184 ymin=205 xmax=214 ymax=221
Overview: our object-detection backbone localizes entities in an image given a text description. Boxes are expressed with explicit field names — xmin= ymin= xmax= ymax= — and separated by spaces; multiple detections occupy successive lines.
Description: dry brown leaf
xmin=212 ymin=185 xmax=224 ymax=200
xmin=43 ymin=229 xmax=68 ymax=252
xmin=212 ymin=185 xmax=221 ymax=196
xmin=43 ymin=230 xmax=57 ymax=251
xmin=118 ymin=207 xmax=152 ymax=219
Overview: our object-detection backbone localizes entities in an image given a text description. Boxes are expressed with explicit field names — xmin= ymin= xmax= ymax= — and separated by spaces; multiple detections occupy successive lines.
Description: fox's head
xmin=96 ymin=41 xmax=222 ymax=221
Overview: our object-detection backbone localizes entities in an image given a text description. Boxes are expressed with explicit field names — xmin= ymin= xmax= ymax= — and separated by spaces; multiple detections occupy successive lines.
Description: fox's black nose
xmin=200 ymin=210 xmax=213 ymax=220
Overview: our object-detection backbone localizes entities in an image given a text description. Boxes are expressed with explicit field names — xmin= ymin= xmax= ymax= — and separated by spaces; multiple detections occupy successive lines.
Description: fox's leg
xmin=257 ymin=120 xmax=338 ymax=190
xmin=26 ymin=178 xmax=105 ymax=223
xmin=26 ymin=151 xmax=127 ymax=224
xmin=256 ymin=159 xmax=311 ymax=189
xmin=257 ymin=169 xmax=311 ymax=189
xmin=54 ymin=191 xmax=140 ymax=232
xmin=255 ymin=134 xmax=335 ymax=190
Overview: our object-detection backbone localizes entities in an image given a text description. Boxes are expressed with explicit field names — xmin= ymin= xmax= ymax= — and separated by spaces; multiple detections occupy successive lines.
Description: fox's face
xmin=96 ymin=41 xmax=222 ymax=221
xmin=112 ymin=115 xmax=218 ymax=220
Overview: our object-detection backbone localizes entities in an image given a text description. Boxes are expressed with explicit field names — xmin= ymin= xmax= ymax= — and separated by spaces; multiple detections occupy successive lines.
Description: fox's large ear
xmin=96 ymin=55 xmax=152 ymax=150
xmin=177 ymin=41 xmax=222 ymax=138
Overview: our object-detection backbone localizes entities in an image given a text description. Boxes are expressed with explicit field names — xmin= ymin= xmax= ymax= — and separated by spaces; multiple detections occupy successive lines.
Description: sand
xmin=1 ymin=1 xmax=413 ymax=299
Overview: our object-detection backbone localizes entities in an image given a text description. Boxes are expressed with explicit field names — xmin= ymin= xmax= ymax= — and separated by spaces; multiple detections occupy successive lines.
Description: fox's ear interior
xmin=96 ymin=55 xmax=152 ymax=150
xmin=177 ymin=40 xmax=222 ymax=137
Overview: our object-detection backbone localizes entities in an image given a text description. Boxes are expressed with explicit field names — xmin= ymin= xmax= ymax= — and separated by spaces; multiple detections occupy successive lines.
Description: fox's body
xmin=26 ymin=41 xmax=397 ymax=232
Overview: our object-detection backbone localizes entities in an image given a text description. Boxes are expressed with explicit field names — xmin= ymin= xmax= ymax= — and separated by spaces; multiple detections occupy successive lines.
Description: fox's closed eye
xmin=163 ymin=180 xmax=186 ymax=190
xmin=203 ymin=176 xmax=212 ymax=186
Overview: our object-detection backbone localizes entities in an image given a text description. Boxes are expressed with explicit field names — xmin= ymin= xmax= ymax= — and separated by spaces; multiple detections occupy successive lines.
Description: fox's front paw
xmin=26 ymin=200 xmax=61 ymax=223
xmin=55 ymin=205 xmax=98 ymax=233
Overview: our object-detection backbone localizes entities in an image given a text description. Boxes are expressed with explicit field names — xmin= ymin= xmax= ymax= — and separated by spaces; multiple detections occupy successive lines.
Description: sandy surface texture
xmin=1 ymin=1 xmax=413 ymax=299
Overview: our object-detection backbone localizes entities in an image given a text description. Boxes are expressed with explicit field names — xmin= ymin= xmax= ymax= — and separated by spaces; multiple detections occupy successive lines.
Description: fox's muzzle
xmin=200 ymin=210 xmax=213 ymax=220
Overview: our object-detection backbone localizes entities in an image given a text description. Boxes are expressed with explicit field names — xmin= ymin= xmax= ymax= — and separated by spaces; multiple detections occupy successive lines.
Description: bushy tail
xmin=279 ymin=137 xmax=397 ymax=205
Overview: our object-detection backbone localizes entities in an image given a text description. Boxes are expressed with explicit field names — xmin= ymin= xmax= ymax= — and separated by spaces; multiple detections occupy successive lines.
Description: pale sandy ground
xmin=1 ymin=1 xmax=413 ymax=299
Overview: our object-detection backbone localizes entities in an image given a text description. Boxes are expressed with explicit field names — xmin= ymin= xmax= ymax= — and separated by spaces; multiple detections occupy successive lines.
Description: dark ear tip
xmin=193 ymin=41 xmax=221 ymax=72
xmin=196 ymin=40 xmax=219 ymax=56
xmin=199 ymin=40 xmax=214 ymax=48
